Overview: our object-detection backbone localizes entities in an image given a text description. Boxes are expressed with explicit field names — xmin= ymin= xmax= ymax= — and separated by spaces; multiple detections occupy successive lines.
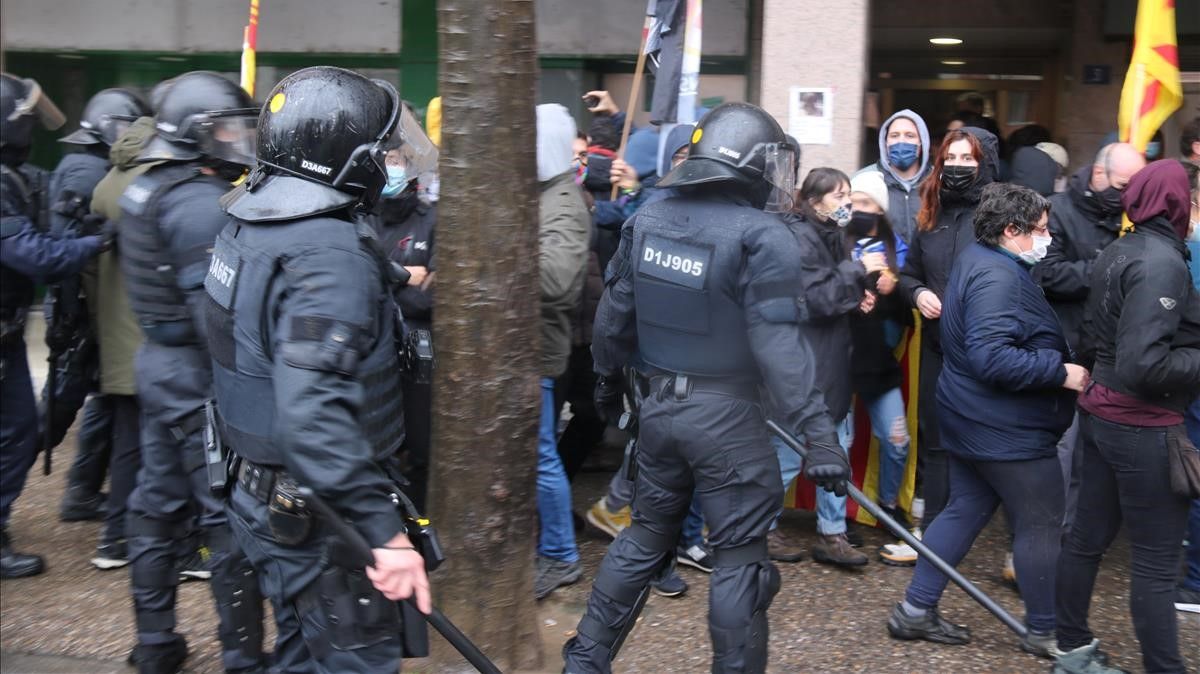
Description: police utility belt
xmin=648 ymin=373 xmax=759 ymax=401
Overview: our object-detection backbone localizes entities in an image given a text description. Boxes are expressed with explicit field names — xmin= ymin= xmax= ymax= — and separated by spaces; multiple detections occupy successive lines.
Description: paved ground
xmin=3 ymin=319 xmax=1197 ymax=672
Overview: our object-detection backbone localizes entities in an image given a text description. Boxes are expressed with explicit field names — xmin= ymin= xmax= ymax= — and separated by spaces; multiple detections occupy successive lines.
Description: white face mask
xmin=1018 ymin=234 xmax=1052 ymax=264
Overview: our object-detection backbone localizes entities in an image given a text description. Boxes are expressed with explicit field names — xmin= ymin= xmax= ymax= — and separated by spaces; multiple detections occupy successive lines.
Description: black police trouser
xmin=227 ymin=485 xmax=405 ymax=674
xmin=126 ymin=342 xmax=264 ymax=670
xmin=400 ymin=373 xmax=431 ymax=513
xmin=554 ymin=344 xmax=607 ymax=482
xmin=564 ymin=385 xmax=783 ymax=674
xmin=0 ymin=337 xmax=39 ymax=529
xmin=916 ymin=337 xmax=948 ymax=527
xmin=64 ymin=395 xmax=114 ymax=504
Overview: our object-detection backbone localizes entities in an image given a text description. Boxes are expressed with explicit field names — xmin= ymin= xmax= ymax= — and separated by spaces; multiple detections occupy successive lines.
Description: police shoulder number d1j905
xmin=638 ymin=234 xmax=711 ymax=290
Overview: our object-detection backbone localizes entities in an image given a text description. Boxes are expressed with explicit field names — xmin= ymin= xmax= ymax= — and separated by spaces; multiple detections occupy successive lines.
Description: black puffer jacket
xmin=898 ymin=126 xmax=1000 ymax=353
xmin=785 ymin=212 xmax=868 ymax=421
xmin=1081 ymin=216 xmax=1200 ymax=413
xmin=1031 ymin=167 xmax=1122 ymax=351
xmin=369 ymin=191 xmax=437 ymax=329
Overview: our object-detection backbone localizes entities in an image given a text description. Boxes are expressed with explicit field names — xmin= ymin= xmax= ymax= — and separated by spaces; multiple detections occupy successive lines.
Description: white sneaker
xmin=878 ymin=528 xmax=920 ymax=566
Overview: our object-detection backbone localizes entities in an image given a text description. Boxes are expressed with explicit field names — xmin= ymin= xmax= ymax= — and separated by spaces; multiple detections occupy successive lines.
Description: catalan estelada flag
xmin=1118 ymin=0 xmax=1182 ymax=153
xmin=240 ymin=0 xmax=260 ymax=97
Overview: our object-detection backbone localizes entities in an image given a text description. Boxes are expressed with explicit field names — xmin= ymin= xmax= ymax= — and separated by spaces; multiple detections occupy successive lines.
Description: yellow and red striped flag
xmin=240 ymin=0 xmax=260 ymax=97
xmin=1118 ymin=0 xmax=1182 ymax=153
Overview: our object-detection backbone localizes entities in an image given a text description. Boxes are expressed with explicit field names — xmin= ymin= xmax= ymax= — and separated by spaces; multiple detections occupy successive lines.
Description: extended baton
xmin=295 ymin=487 xmax=503 ymax=674
xmin=766 ymin=420 xmax=1028 ymax=638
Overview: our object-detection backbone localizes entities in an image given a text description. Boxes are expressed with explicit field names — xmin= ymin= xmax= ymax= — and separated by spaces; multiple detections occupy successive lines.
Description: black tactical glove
xmin=803 ymin=434 xmax=851 ymax=496
xmin=594 ymin=375 xmax=624 ymax=424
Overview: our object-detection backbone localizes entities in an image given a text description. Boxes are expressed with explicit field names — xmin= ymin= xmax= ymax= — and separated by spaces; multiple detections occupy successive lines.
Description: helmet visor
xmin=196 ymin=111 xmax=258 ymax=167
xmin=383 ymin=106 xmax=439 ymax=179
xmin=754 ymin=142 xmax=798 ymax=213
xmin=10 ymin=79 xmax=66 ymax=130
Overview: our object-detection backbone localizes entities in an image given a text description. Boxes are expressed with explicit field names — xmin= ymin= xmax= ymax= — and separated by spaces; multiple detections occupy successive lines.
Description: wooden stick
xmin=611 ymin=13 xmax=653 ymax=201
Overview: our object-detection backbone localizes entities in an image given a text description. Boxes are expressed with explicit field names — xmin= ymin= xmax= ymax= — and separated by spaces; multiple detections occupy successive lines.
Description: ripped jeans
xmin=863 ymin=388 xmax=910 ymax=508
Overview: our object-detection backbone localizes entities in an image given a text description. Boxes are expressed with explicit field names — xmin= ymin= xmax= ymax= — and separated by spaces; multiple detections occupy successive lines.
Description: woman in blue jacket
xmin=887 ymin=183 xmax=1087 ymax=656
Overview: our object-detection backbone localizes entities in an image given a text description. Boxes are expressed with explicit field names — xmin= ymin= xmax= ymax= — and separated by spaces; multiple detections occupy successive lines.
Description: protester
xmin=1182 ymin=117 xmax=1200 ymax=164
xmin=1054 ymin=159 xmax=1200 ymax=674
xmin=1032 ymin=143 xmax=1146 ymax=537
xmin=1008 ymin=145 xmax=1060 ymax=197
xmin=1178 ymin=160 xmax=1200 ymax=615
xmin=771 ymin=167 xmax=889 ymax=567
xmin=369 ymin=139 xmax=438 ymax=513
xmin=888 ymin=183 xmax=1081 ymax=657
xmin=898 ymin=126 xmax=999 ymax=539
xmin=533 ymin=103 xmax=591 ymax=600
xmin=846 ymin=172 xmax=915 ymax=547
xmin=855 ymin=110 xmax=932 ymax=243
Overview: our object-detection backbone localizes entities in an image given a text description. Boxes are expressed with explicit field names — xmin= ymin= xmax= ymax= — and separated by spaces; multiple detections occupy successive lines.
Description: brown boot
xmin=767 ymin=528 xmax=805 ymax=563
xmin=811 ymin=533 xmax=868 ymax=568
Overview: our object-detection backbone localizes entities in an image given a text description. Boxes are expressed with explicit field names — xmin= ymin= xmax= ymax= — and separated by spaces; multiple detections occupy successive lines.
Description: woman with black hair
xmin=768 ymin=167 xmax=888 ymax=567
xmin=888 ymin=183 xmax=1081 ymax=656
xmin=898 ymin=126 xmax=1000 ymax=539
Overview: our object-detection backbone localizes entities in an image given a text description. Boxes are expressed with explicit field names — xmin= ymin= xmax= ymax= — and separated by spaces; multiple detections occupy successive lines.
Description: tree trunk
xmin=429 ymin=1 xmax=543 ymax=671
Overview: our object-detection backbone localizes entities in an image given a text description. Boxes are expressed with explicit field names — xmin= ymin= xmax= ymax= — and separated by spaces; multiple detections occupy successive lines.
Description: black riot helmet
xmin=138 ymin=71 xmax=257 ymax=166
xmin=1 ymin=73 xmax=66 ymax=156
xmin=222 ymin=66 xmax=438 ymax=222
xmin=60 ymin=88 xmax=151 ymax=147
xmin=658 ymin=102 xmax=798 ymax=212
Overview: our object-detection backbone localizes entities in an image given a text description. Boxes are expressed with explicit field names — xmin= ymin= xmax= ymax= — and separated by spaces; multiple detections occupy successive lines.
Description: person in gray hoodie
xmin=855 ymin=110 xmax=932 ymax=244
xmin=534 ymin=103 xmax=591 ymax=600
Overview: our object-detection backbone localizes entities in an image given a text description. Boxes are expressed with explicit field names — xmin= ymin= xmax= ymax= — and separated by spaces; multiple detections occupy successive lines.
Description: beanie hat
xmin=1035 ymin=142 xmax=1068 ymax=171
xmin=850 ymin=171 xmax=889 ymax=211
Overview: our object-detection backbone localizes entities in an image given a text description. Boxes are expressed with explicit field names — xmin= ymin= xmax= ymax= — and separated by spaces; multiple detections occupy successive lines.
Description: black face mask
xmin=209 ymin=160 xmax=248 ymax=184
xmin=941 ymin=165 xmax=978 ymax=193
xmin=1097 ymin=186 xmax=1124 ymax=214
xmin=847 ymin=211 xmax=880 ymax=238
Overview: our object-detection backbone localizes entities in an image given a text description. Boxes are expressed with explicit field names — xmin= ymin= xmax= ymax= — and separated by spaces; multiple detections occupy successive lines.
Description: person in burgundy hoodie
xmin=1054 ymin=159 xmax=1200 ymax=674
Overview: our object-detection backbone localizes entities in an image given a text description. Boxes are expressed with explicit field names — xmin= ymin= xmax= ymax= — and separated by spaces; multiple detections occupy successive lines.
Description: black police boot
xmin=59 ymin=489 xmax=108 ymax=522
xmin=1 ymin=528 xmax=45 ymax=578
xmin=128 ymin=634 xmax=188 ymax=674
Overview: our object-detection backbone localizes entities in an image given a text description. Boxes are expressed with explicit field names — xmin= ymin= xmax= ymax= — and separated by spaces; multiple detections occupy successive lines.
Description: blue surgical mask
xmin=887 ymin=142 xmax=920 ymax=171
xmin=381 ymin=165 xmax=408 ymax=198
xmin=1145 ymin=141 xmax=1162 ymax=160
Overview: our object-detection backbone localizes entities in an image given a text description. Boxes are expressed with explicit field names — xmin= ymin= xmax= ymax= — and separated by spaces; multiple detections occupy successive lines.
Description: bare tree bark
xmin=429 ymin=0 xmax=543 ymax=671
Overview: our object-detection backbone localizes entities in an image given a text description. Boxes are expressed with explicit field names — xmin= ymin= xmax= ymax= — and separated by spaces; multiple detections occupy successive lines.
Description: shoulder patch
xmin=1159 ymin=297 xmax=1177 ymax=311
xmin=118 ymin=175 xmax=158 ymax=217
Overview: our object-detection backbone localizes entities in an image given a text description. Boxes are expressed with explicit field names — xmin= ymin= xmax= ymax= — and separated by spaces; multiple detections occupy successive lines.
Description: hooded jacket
xmin=898 ymin=126 xmax=1000 ymax=353
xmin=854 ymin=110 xmax=932 ymax=243
xmin=85 ymin=116 xmax=158 ymax=395
xmin=1031 ymin=166 xmax=1123 ymax=351
xmin=1008 ymin=146 xmax=1058 ymax=197
xmin=369 ymin=190 xmax=437 ymax=329
xmin=537 ymin=104 xmax=591 ymax=377
xmin=1079 ymin=160 xmax=1200 ymax=416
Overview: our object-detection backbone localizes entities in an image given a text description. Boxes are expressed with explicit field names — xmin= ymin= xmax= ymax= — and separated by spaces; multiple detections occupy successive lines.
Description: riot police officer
xmin=46 ymin=88 xmax=151 ymax=526
xmin=114 ymin=71 xmax=265 ymax=673
xmin=563 ymin=103 xmax=851 ymax=673
xmin=0 ymin=72 xmax=102 ymax=579
xmin=207 ymin=66 xmax=435 ymax=671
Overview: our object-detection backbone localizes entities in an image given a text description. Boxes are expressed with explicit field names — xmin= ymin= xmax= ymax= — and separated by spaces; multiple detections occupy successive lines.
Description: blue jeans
xmin=774 ymin=415 xmax=854 ymax=535
xmin=538 ymin=377 xmax=578 ymax=563
xmin=1185 ymin=400 xmax=1200 ymax=592
xmin=863 ymin=389 xmax=910 ymax=508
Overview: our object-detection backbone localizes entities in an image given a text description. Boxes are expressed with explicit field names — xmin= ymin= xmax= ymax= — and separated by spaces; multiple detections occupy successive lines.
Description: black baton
xmin=295 ymin=487 xmax=503 ymax=674
xmin=767 ymin=420 xmax=1029 ymax=638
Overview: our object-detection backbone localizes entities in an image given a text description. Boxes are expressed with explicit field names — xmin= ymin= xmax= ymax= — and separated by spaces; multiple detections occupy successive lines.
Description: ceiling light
xmin=930 ymin=37 xmax=963 ymax=46
xmin=941 ymin=60 xmax=966 ymax=65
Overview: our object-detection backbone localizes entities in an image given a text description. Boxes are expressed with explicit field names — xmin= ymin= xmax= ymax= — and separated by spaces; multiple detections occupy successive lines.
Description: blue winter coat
xmin=936 ymin=243 xmax=1075 ymax=461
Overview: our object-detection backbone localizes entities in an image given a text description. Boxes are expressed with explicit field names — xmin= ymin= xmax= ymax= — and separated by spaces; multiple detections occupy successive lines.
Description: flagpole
xmin=676 ymin=0 xmax=702 ymax=125
xmin=240 ymin=0 xmax=260 ymax=97
xmin=611 ymin=9 xmax=653 ymax=200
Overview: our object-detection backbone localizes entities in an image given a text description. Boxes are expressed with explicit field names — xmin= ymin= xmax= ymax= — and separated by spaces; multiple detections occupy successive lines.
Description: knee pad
xmin=709 ymin=557 xmax=780 ymax=674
